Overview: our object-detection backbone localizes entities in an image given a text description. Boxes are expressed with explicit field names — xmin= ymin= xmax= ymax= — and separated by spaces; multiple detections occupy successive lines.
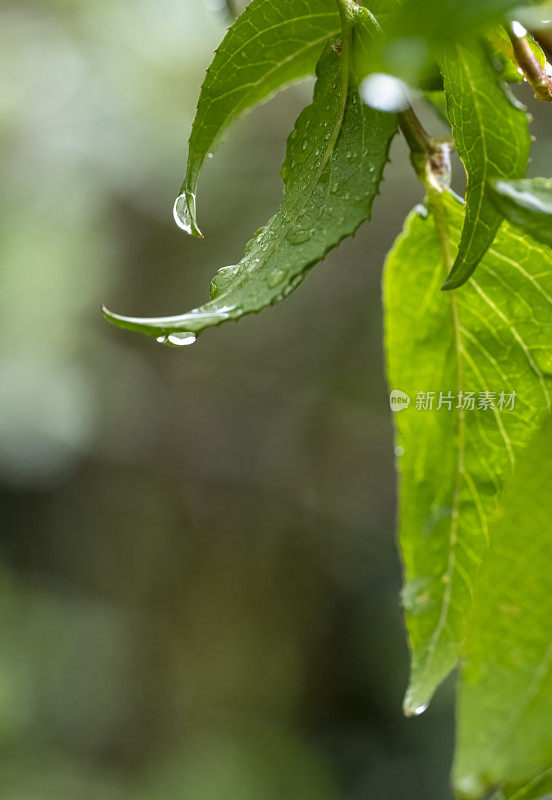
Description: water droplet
xmin=207 ymin=152 xmax=214 ymax=159
xmin=394 ymin=445 xmax=404 ymax=457
xmin=302 ymin=141 xmax=308 ymax=150
xmin=360 ymin=73 xmax=410 ymax=112
xmin=412 ymin=704 xmax=428 ymax=716
xmin=157 ymin=336 xmax=167 ymax=344
xmin=330 ymin=183 xmax=339 ymax=194
xmin=173 ymin=192 xmax=197 ymax=235
xmin=210 ymin=265 xmax=238 ymax=298
xmin=167 ymin=331 xmax=196 ymax=346
xmin=415 ymin=204 xmax=429 ymax=219
xmin=287 ymin=229 xmax=311 ymax=246
xmin=267 ymin=268 xmax=287 ymax=288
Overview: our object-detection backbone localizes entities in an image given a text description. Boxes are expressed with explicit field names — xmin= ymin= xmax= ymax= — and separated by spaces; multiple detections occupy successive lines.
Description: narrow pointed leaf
xmin=440 ymin=42 xmax=530 ymax=289
xmin=104 ymin=10 xmax=398 ymax=343
xmin=488 ymin=177 xmax=552 ymax=247
xmin=455 ymin=416 xmax=552 ymax=800
xmin=178 ymin=0 xmax=340 ymax=236
xmin=384 ymin=191 xmax=552 ymax=714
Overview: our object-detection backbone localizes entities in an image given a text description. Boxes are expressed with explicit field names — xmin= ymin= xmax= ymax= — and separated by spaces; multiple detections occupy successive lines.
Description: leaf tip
xmin=101 ymin=303 xmax=114 ymax=322
xmin=441 ymin=259 xmax=472 ymax=290
xmin=402 ymin=694 xmax=429 ymax=718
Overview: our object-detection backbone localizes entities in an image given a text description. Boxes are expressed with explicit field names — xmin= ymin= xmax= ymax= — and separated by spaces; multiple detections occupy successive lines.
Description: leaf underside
xmin=488 ymin=177 xmax=552 ymax=248
xmin=385 ymin=190 xmax=552 ymax=714
xmin=440 ymin=41 xmax=530 ymax=289
xmin=104 ymin=9 xmax=398 ymax=343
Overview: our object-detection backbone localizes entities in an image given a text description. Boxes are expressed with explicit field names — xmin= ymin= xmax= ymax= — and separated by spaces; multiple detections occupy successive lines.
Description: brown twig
xmin=508 ymin=22 xmax=552 ymax=102
xmin=398 ymin=107 xmax=451 ymax=193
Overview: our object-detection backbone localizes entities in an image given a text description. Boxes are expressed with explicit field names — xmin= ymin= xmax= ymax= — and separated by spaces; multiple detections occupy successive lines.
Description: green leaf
xmin=176 ymin=0 xmax=340 ymax=237
xmin=384 ymin=190 xmax=552 ymax=714
xmin=103 ymin=8 xmax=397 ymax=344
xmin=440 ymin=41 xmax=530 ymax=289
xmin=488 ymin=178 xmax=552 ymax=248
xmin=454 ymin=416 xmax=552 ymax=800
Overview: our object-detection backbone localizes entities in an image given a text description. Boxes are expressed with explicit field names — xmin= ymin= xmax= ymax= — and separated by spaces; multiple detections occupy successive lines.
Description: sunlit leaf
xmin=440 ymin=42 xmax=530 ymax=289
xmin=488 ymin=177 xmax=552 ymax=248
xmin=103 ymin=8 xmax=397 ymax=344
xmin=454 ymin=416 xmax=552 ymax=800
xmin=384 ymin=191 xmax=552 ymax=714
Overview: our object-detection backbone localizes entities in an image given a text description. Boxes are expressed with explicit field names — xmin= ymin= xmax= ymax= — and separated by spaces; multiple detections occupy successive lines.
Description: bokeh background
xmin=10 ymin=1 xmax=552 ymax=797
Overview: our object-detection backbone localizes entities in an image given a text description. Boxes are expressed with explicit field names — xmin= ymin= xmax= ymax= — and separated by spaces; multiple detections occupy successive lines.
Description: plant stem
xmin=399 ymin=107 xmax=434 ymax=157
xmin=508 ymin=22 xmax=552 ymax=102
xmin=399 ymin=106 xmax=454 ymax=275
xmin=334 ymin=0 xmax=355 ymax=32
xmin=398 ymin=107 xmax=451 ymax=193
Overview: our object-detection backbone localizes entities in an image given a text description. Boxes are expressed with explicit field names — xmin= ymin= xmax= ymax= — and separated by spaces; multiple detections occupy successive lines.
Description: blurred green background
xmin=7 ymin=0 xmax=534 ymax=796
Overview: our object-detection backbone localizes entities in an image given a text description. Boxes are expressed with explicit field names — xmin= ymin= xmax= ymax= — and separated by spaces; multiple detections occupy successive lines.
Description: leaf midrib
xmin=457 ymin=47 xmax=489 ymax=263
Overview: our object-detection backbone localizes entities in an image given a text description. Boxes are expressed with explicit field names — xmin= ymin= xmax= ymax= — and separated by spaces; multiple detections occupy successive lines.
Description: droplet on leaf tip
xmin=167 ymin=331 xmax=197 ymax=347
xmin=173 ymin=193 xmax=194 ymax=234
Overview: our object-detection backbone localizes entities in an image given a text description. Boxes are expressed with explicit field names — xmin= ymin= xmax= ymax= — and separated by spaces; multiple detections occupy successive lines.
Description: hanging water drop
xmin=167 ymin=331 xmax=197 ymax=347
xmin=173 ymin=192 xmax=197 ymax=235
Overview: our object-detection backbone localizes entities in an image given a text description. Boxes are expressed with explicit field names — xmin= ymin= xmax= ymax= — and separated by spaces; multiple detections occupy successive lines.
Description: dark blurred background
xmin=12 ymin=0 xmax=549 ymax=796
